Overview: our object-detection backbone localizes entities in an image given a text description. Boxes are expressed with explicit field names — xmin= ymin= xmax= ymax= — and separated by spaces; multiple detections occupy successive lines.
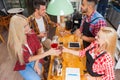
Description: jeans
xmin=19 ymin=61 xmax=42 ymax=80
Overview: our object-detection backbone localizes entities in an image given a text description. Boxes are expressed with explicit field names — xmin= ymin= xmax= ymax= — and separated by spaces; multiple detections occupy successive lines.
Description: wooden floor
xmin=0 ymin=31 xmax=23 ymax=80
xmin=0 ymin=22 xmax=120 ymax=80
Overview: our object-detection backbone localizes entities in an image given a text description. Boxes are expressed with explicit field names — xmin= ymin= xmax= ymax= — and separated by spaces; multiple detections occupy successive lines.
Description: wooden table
xmin=47 ymin=27 xmax=87 ymax=80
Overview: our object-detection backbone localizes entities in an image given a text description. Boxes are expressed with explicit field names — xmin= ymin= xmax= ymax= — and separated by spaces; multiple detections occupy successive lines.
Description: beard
xmin=38 ymin=11 xmax=45 ymax=17
xmin=81 ymin=8 xmax=88 ymax=14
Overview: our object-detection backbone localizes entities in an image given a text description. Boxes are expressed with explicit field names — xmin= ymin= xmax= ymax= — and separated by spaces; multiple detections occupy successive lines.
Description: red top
xmin=79 ymin=41 xmax=115 ymax=80
xmin=14 ymin=30 xmax=43 ymax=71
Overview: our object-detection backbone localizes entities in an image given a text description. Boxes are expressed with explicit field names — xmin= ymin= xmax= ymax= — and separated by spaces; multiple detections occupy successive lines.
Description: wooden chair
xmin=0 ymin=26 xmax=5 ymax=43
xmin=0 ymin=14 xmax=11 ymax=43
xmin=0 ymin=14 xmax=11 ymax=30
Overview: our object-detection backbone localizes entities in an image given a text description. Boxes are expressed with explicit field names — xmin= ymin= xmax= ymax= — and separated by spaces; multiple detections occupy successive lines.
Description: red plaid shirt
xmin=79 ymin=41 xmax=115 ymax=80
xmin=80 ymin=11 xmax=106 ymax=36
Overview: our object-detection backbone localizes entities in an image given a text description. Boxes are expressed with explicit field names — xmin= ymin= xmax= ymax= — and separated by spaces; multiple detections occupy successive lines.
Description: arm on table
xmin=28 ymin=48 xmax=61 ymax=62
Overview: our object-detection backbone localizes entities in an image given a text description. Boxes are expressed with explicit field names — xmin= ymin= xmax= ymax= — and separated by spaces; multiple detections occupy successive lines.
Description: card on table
xmin=65 ymin=67 xmax=80 ymax=80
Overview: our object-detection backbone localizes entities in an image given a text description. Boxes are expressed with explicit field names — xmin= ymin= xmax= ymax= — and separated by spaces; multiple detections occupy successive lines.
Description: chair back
xmin=0 ymin=14 xmax=11 ymax=30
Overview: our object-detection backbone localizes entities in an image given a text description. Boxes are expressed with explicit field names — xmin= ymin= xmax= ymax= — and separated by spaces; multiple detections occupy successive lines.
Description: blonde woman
xmin=7 ymin=14 xmax=61 ymax=80
xmin=63 ymin=27 xmax=117 ymax=80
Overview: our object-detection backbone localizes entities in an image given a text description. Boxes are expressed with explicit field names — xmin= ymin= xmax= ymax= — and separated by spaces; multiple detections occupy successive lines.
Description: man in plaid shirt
xmin=75 ymin=0 xmax=106 ymax=48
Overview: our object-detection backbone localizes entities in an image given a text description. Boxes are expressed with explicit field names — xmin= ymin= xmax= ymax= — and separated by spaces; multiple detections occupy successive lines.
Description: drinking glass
xmin=51 ymin=36 xmax=59 ymax=49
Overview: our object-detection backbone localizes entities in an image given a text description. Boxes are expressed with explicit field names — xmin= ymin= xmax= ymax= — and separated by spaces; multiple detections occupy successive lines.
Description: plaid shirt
xmin=80 ymin=11 xmax=106 ymax=36
xmin=79 ymin=41 xmax=115 ymax=80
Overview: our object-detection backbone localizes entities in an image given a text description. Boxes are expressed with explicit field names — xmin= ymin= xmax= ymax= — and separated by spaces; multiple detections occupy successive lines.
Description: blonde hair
xmin=7 ymin=14 xmax=27 ymax=65
xmin=99 ymin=27 xmax=117 ymax=56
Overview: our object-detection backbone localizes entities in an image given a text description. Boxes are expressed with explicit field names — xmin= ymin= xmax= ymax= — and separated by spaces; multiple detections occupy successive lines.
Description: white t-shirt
xmin=35 ymin=17 xmax=47 ymax=42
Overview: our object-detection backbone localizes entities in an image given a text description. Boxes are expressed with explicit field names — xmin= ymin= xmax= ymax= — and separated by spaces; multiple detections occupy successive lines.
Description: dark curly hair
xmin=33 ymin=0 xmax=46 ymax=9
xmin=87 ymin=0 xmax=98 ymax=5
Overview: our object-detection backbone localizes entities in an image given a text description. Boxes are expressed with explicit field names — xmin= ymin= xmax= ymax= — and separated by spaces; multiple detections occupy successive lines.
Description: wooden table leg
xmin=0 ymin=34 xmax=5 ymax=43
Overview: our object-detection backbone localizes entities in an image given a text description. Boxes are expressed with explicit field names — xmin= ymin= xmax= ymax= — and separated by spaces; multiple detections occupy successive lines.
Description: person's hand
xmin=56 ymin=23 xmax=60 ymax=27
xmin=85 ymin=73 xmax=95 ymax=80
xmin=48 ymin=48 xmax=61 ymax=56
xmin=74 ymin=29 xmax=83 ymax=38
xmin=38 ymin=32 xmax=47 ymax=38
xmin=85 ymin=73 xmax=102 ymax=80
xmin=57 ymin=24 xmax=63 ymax=30
xmin=74 ymin=29 xmax=81 ymax=36
xmin=59 ymin=30 xmax=65 ymax=37
xmin=62 ymin=46 xmax=69 ymax=53
xmin=34 ymin=63 xmax=41 ymax=75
